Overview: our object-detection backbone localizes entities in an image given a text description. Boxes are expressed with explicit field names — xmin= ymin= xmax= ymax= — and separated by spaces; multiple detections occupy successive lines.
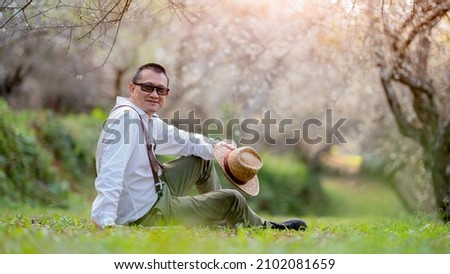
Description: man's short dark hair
xmin=132 ymin=63 xmax=170 ymax=87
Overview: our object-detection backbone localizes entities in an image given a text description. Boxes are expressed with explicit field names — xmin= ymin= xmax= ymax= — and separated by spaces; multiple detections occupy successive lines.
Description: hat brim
xmin=213 ymin=144 xmax=260 ymax=196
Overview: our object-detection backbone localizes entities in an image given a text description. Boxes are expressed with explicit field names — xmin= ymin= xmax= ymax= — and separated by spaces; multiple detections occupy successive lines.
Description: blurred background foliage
xmin=1 ymin=0 xmax=448 ymax=219
xmin=0 ymin=99 xmax=69 ymax=207
xmin=0 ymin=96 xmax=331 ymax=215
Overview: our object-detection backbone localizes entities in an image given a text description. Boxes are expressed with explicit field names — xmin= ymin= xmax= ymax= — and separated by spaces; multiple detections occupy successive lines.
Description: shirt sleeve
xmin=152 ymin=117 xmax=216 ymax=160
xmin=91 ymin=110 xmax=139 ymax=228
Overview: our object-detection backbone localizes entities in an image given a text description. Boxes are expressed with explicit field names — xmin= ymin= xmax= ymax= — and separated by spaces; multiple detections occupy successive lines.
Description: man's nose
xmin=148 ymin=88 xmax=159 ymax=96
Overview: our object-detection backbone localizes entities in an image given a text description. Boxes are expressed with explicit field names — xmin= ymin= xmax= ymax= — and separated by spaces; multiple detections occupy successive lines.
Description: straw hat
xmin=213 ymin=144 xmax=262 ymax=196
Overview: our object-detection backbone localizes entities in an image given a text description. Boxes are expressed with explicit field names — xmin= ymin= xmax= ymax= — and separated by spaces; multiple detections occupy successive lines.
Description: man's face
xmin=129 ymin=69 xmax=169 ymax=116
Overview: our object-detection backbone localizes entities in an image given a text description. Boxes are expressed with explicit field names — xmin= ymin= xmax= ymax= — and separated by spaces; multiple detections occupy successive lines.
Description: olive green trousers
xmin=133 ymin=156 xmax=268 ymax=228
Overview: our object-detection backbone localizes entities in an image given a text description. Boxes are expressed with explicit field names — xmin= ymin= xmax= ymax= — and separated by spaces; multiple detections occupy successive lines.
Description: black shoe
xmin=270 ymin=219 xmax=307 ymax=231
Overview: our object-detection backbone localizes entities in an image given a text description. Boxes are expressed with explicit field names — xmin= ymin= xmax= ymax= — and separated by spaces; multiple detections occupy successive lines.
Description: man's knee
xmin=221 ymin=189 xmax=246 ymax=206
xmin=184 ymin=155 xmax=212 ymax=170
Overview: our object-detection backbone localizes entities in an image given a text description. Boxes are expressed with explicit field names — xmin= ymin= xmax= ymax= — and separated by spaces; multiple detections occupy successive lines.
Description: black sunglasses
xmin=133 ymin=82 xmax=169 ymax=96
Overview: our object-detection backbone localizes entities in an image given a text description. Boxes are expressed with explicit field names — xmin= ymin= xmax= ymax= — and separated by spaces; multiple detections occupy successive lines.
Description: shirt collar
xmin=115 ymin=96 xmax=159 ymax=118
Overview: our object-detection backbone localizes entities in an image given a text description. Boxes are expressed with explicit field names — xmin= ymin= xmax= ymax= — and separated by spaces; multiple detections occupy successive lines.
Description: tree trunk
xmin=375 ymin=0 xmax=450 ymax=222
xmin=430 ymin=123 xmax=450 ymax=221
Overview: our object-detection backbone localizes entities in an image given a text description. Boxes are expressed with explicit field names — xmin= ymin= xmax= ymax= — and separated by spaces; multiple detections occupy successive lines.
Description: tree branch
xmin=0 ymin=0 xmax=32 ymax=29
xmin=77 ymin=1 xmax=122 ymax=40
xmin=395 ymin=1 xmax=450 ymax=65
xmin=379 ymin=69 xmax=423 ymax=141
xmin=396 ymin=71 xmax=433 ymax=97
xmin=381 ymin=1 xmax=448 ymax=146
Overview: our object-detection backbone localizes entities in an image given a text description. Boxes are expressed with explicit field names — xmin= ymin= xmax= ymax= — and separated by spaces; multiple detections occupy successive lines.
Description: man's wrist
xmin=212 ymin=139 xmax=237 ymax=150
xmin=99 ymin=217 xmax=116 ymax=229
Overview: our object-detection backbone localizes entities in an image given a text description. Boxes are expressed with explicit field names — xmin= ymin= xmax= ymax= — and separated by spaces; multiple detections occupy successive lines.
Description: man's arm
xmin=153 ymin=118 xmax=219 ymax=159
xmin=91 ymin=111 xmax=139 ymax=229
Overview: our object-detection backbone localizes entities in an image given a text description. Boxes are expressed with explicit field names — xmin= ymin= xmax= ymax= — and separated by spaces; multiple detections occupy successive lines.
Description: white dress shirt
xmin=91 ymin=97 xmax=214 ymax=228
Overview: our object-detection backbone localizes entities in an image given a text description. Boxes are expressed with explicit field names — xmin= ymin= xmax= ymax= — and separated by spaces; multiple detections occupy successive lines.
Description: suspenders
xmin=112 ymin=105 xmax=164 ymax=197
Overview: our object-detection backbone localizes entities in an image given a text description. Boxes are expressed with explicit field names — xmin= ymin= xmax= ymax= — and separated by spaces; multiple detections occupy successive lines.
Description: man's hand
xmin=213 ymin=139 xmax=237 ymax=150
xmin=93 ymin=217 xmax=117 ymax=230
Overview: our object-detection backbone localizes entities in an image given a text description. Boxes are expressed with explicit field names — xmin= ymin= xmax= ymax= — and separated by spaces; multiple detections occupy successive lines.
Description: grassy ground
xmin=321 ymin=175 xmax=408 ymax=217
xmin=1 ymin=176 xmax=449 ymax=254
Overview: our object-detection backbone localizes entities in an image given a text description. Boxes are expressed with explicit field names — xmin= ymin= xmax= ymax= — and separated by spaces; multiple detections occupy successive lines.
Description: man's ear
xmin=128 ymin=82 xmax=135 ymax=96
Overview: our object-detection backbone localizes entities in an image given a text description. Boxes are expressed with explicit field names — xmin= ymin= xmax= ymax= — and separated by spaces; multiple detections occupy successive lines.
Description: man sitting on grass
xmin=91 ymin=62 xmax=307 ymax=231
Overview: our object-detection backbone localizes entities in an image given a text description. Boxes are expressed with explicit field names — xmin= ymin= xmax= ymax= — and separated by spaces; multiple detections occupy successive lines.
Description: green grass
xmin=1 ymin=180 xmax=449 ymax=254
xmin=1 ymin=209 xmax=449 ymax=254
xmin=1 ymin=175 xmax=449 ymax=254
xmin=322 ymin=175 xmax=409 ymax=217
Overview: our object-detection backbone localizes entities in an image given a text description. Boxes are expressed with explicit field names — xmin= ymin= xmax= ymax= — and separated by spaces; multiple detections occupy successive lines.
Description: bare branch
xmin=77 ymin=1 xmax=121 ymax=40
xmin=395 ymin=1 xmax=450 ymax=64
xmin=397 ymin=71 xmax=433 ymax=92
xmin=380 ymin=69 xmax=423 ymax=141
xmin=0 ymin=0 xmax=32 ymax=29
xmin=379 ymin=1 xmax=447 ymax=143
xmin=0 ymin=1 xmax=16 ymax=12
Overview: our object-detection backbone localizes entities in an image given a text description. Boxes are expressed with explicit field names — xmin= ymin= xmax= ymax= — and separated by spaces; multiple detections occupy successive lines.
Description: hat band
xmin=223 ymin=152 xmax=246 ymax=185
